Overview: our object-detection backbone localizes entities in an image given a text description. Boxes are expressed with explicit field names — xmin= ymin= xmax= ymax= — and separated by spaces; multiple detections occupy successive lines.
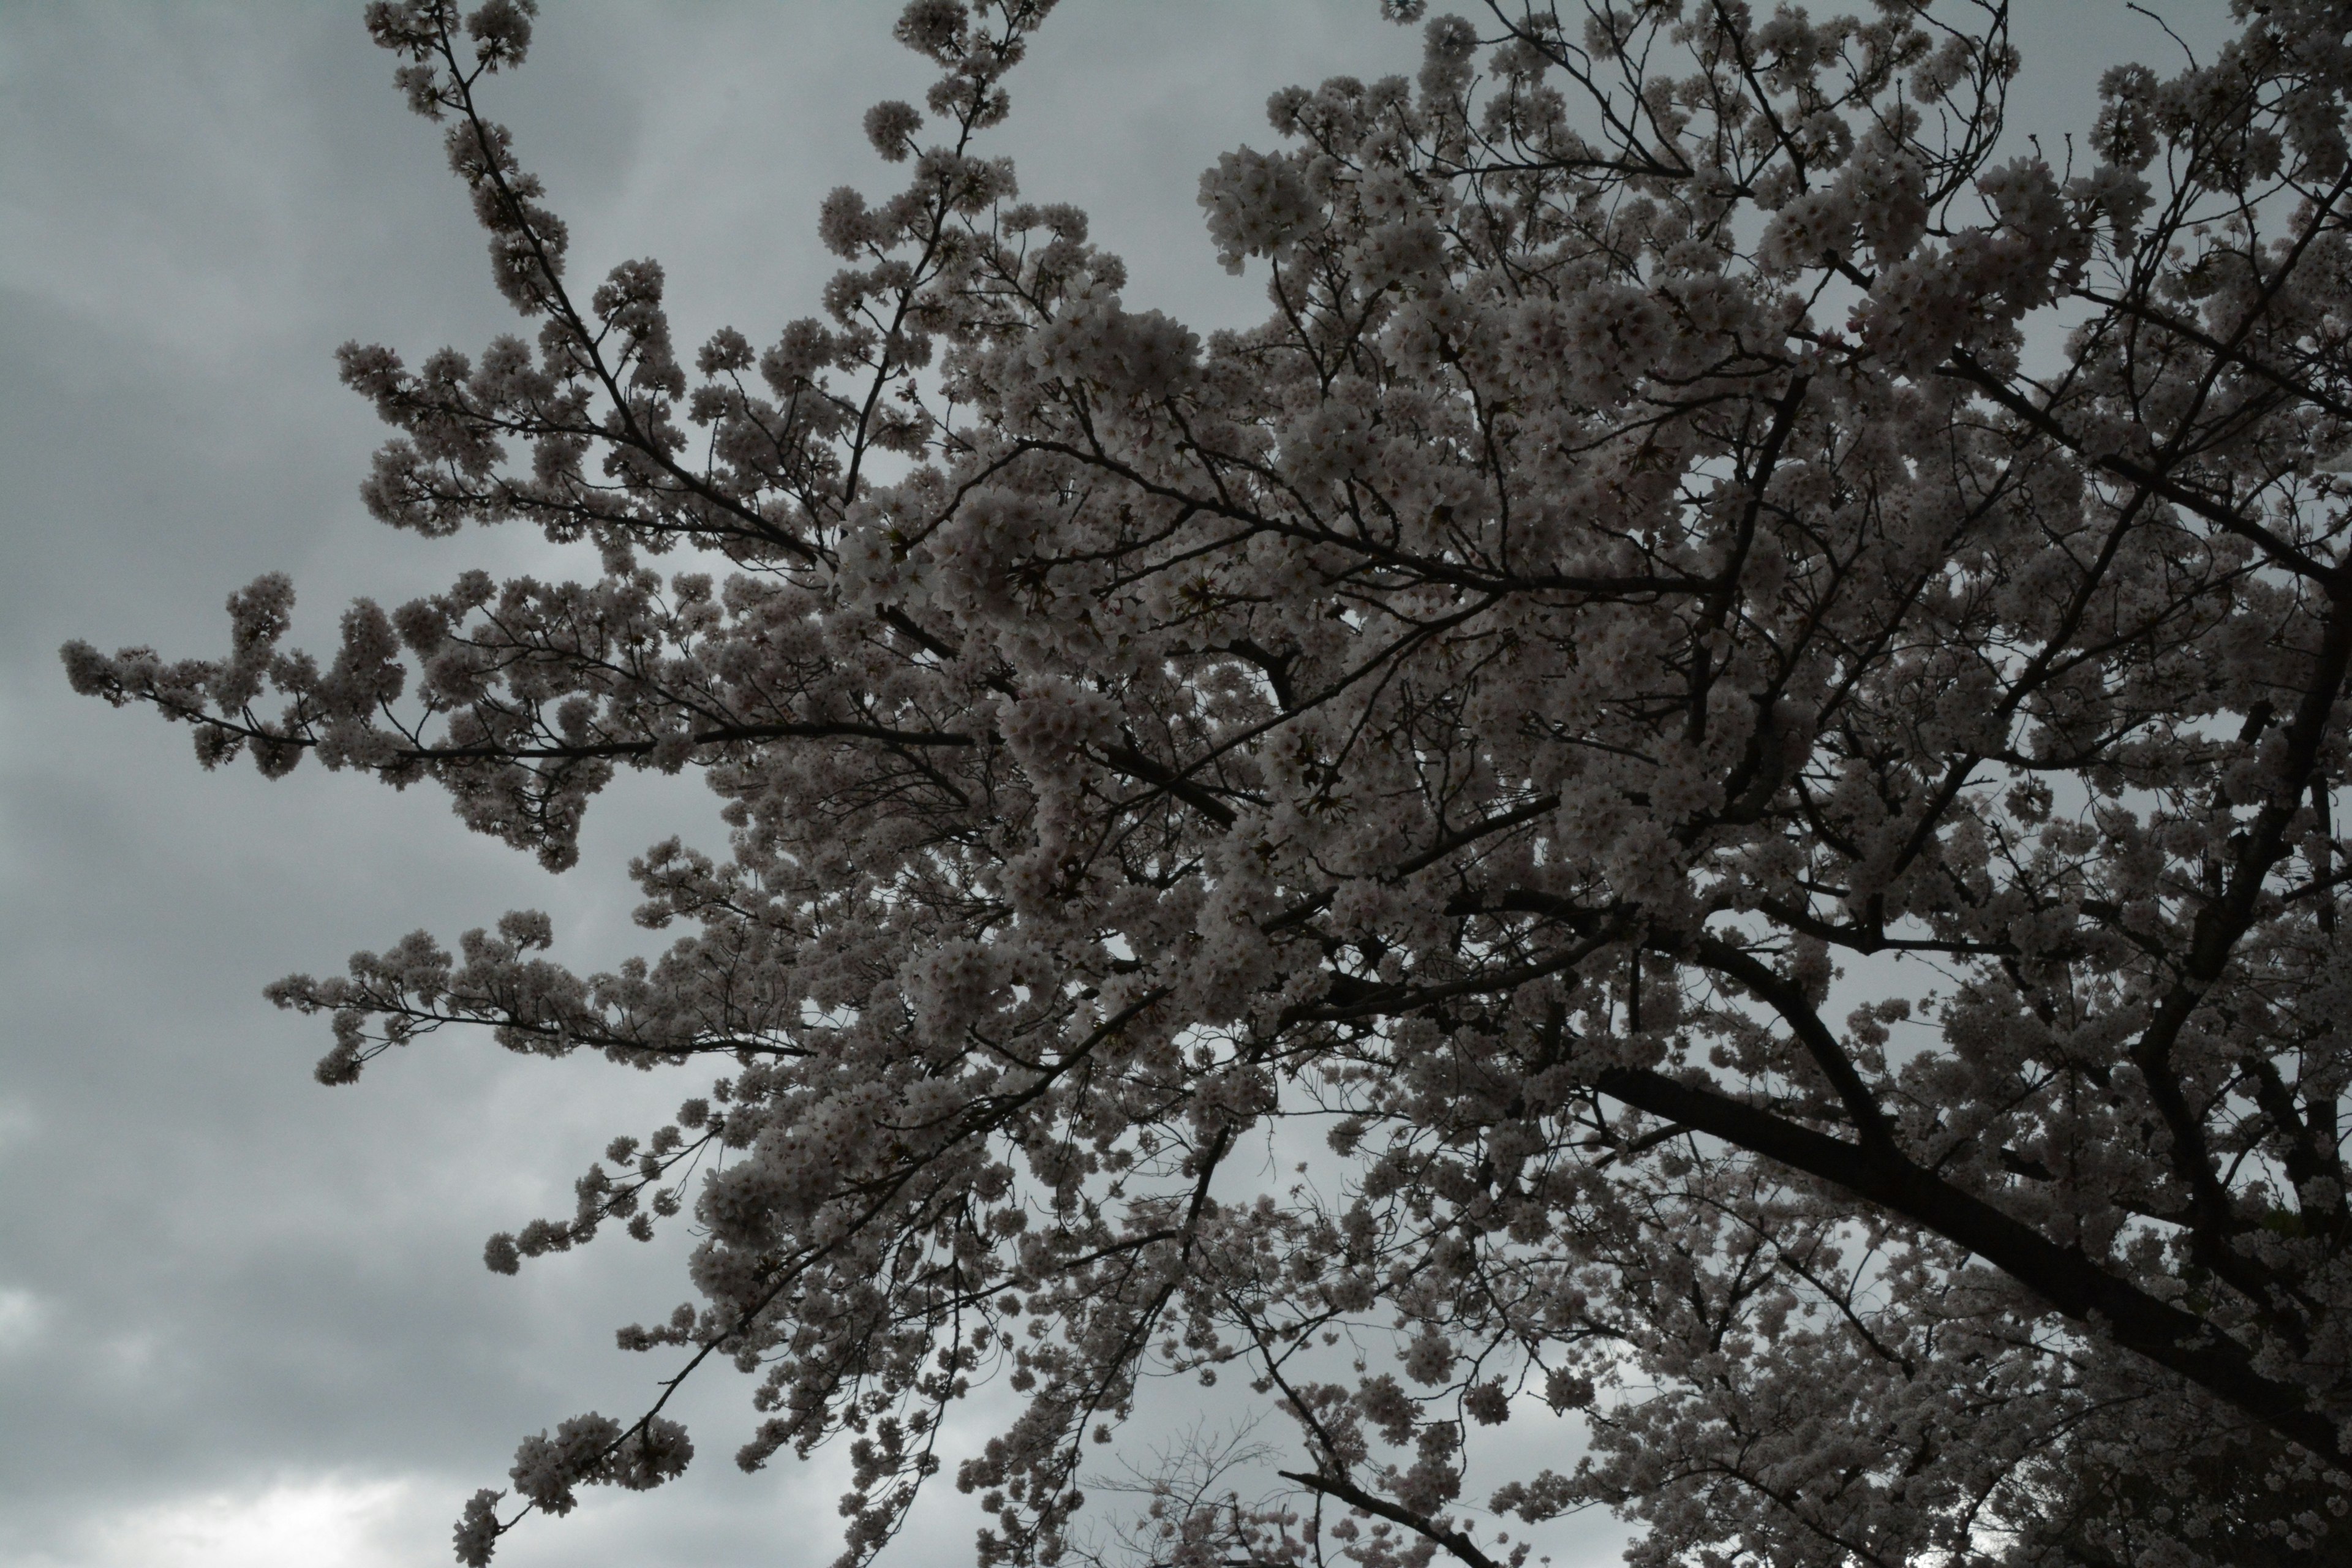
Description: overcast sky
xmin=0 ymin=5 xmax=2240 ymax=1567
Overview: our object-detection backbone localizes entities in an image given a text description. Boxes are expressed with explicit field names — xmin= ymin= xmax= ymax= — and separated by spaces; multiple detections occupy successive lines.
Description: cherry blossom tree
xmin=63 ymin=0 xmax=2352 ymax=1562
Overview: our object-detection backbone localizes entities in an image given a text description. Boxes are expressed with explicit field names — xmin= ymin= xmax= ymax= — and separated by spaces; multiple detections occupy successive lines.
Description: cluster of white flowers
xmin=70 ymin=1 xmax=2352 ymax=1565
xmin=1021 ymin=285 xmax=1200 ymax=402
xmin=1198 ymin=146 xmax=1322 ymax=273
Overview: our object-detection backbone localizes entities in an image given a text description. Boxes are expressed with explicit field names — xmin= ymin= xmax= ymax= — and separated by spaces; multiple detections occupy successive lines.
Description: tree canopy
xmin=64 ymin=0 xmax=2352 ymax=1562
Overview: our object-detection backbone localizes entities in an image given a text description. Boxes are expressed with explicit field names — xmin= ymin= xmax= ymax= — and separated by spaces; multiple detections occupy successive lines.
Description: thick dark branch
xmin=149 ymin=698 xmax=974 ymax=762
xmin=1275 ymin=1471 xmax=1499 ymax=1568
xmin=1591 ymin=1065 xmax=2345 ymax=1467
xmin=2071 ymin=284 xmax=2352 ymax=428
xmin=2125 ymin=588 xmax=2352 ymax=1325
xmin=1940 ymin=352 xmax=2332 ymax=580
xmin=410 ymin=718 xmax=979 ymax=759
xmin=1684 ymin=932 xmax=1897 ymax=1153
xmin=1098 ymin=743 xmax=1240 ymax=829
xmin=992 ymin=436 xmax=1715 ymax=600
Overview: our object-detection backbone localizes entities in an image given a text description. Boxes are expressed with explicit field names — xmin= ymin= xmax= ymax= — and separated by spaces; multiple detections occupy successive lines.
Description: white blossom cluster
xmin=64 ymin=1 xmax=2352 ymax=1565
